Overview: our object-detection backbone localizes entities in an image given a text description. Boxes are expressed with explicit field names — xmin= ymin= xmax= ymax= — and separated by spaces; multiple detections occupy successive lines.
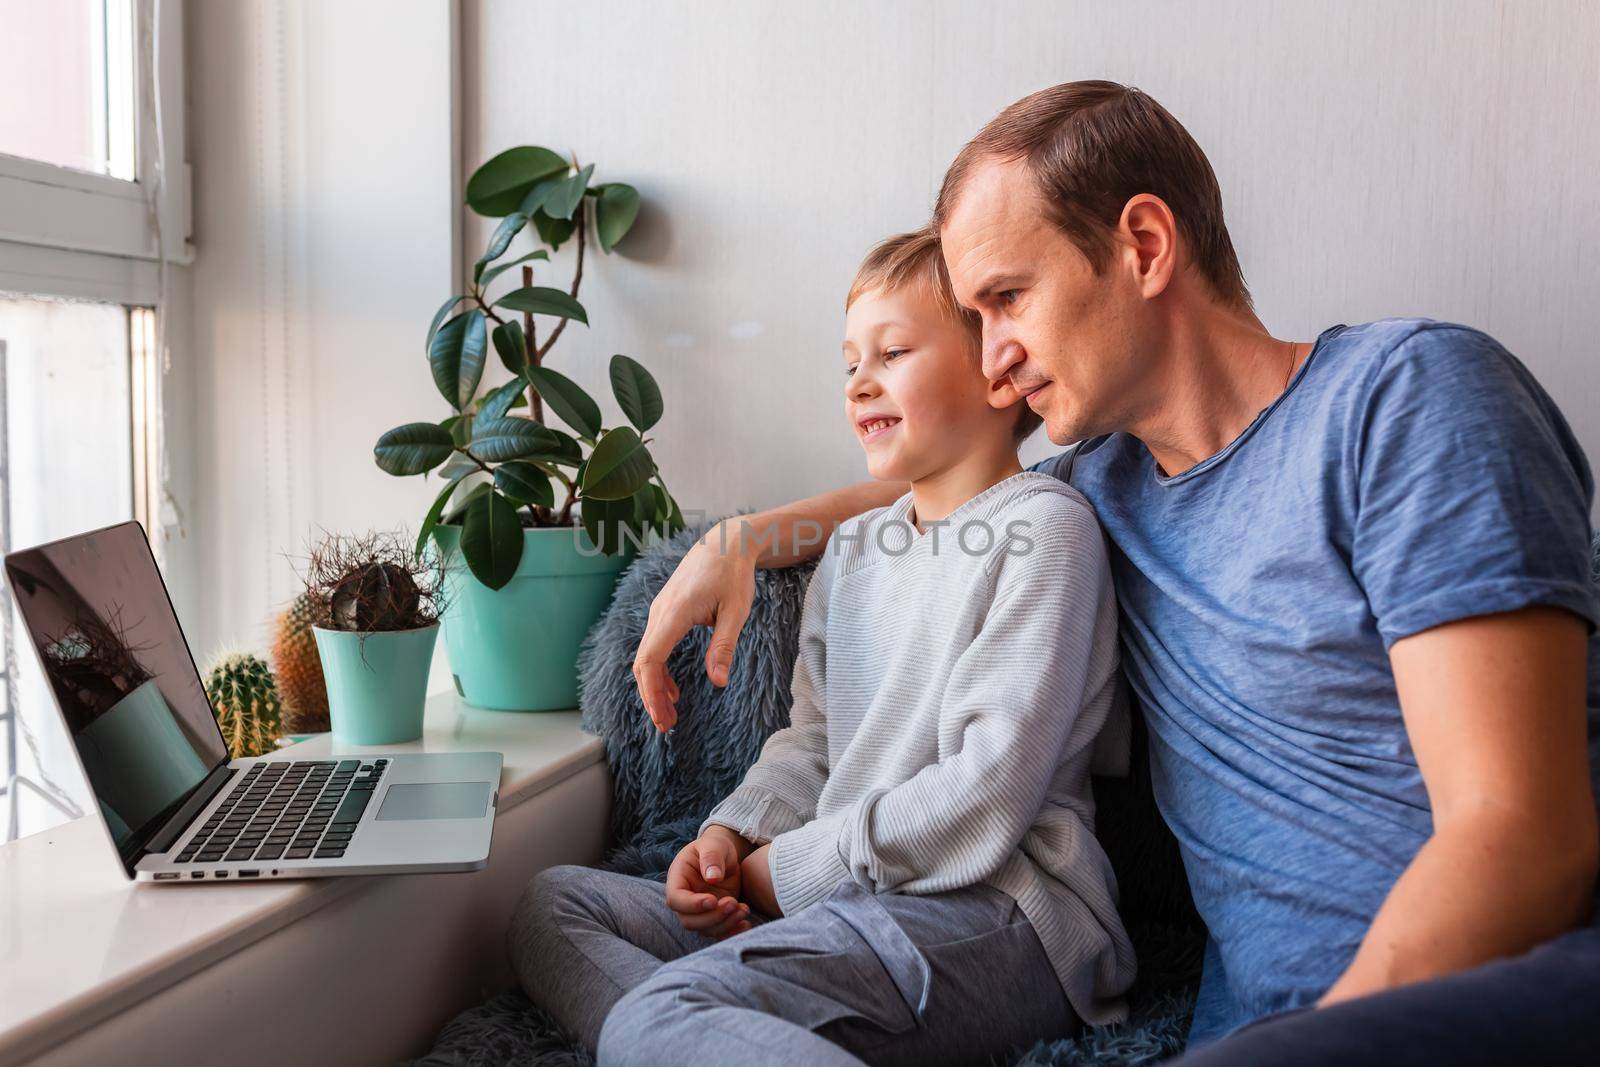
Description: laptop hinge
xmin=143 ymin=763 xmax=237 ymax=857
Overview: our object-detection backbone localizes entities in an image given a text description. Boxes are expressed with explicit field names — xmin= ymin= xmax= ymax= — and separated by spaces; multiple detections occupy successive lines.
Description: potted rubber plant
xmin=374 ymin=146 xmax=683 ymax=711
xmin=304 ymin=531 xmax=445 ymax=745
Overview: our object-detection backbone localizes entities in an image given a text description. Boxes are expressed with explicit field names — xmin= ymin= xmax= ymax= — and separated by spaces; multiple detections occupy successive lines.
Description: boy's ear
xmin=987 ymin=373 xmax=1027 ymax=412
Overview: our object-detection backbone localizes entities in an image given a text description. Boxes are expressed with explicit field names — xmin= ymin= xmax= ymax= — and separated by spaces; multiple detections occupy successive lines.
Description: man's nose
xmin=982 ymin=332 xmax=1025 ymax=382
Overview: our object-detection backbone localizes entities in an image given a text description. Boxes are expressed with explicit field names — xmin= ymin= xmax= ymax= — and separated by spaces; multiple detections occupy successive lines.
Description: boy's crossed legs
xmin=509 ymin=864 xmax=1079 ymax=1066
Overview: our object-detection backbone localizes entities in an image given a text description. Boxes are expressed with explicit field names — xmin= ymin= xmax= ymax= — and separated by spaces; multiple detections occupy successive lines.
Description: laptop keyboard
xmin=174 ymin=759 xmax=388 ymax=864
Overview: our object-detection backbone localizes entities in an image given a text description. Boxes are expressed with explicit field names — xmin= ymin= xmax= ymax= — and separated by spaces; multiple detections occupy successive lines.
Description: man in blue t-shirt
xmin=635 ymin=81 xmax=1599 ymax=1063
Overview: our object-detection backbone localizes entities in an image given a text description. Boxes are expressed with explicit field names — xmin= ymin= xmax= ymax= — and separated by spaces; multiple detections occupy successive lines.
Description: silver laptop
xmin=3 ymin=520 xmax=502 ymax=883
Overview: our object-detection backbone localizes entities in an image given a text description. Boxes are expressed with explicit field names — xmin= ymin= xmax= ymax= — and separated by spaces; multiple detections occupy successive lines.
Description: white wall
xmin=461 ymin=0 xmax=1600 ymax=521
xmin=185 ymin=0 xmax=458 ymax=660
xmin=183 ymin=0 xmax=1600 ymax=652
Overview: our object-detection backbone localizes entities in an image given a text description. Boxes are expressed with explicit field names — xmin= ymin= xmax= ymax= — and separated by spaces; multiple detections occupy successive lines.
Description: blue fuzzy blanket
xmin=408 ymin=520 xmax=1205 ymax=1067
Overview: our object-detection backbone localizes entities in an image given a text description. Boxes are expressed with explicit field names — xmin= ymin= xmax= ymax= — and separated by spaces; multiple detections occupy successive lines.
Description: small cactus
xmin=330 ymin=560 xmax=421 ymax=631
xmin=204 ymin=651 xmax=284 ymax=759
xmin=273 ymin=593 xmax=329 ymax=733
xmin=302 ymin=530 xmax=442 ymax=633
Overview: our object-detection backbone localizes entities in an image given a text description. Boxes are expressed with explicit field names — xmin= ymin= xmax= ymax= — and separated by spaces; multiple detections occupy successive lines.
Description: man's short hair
xmin=848 ymin=229 xmax=1043 ymax=445
xmin=934 ymin=80 xmax=1252 ymax=312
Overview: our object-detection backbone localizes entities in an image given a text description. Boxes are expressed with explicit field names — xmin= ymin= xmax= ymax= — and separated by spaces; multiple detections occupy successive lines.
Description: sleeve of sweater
xmin=697 ymin=545 xmax=835 ymax=845
xmin=766 ymin=494 xmax=1118 ymax=914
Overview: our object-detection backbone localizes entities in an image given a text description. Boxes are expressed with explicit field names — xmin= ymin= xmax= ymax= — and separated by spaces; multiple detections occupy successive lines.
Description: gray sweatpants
xmin=507 ymin=863 xmax=1079 ymax=1066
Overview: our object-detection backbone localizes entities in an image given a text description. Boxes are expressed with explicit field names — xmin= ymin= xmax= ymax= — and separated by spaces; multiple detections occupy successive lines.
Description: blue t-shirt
xmin=1031 ymin=318 xmax=1600 ymax=1042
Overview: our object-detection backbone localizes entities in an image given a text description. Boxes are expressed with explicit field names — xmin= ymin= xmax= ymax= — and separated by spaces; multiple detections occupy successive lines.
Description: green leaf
xmin=477 ymin=378 xmax=528 ymax=421
xmin=541 ymin=163 xmax=594 ymax=221
xmin=438 ymin=454 xmax=479 ymax=481
xmin=533 ymin=210 xmax=576 ymax=250
xmin=415 ymin=474 xmax=466 ymax=559
xmin=580 ymin=493 xmax=635 ymax=556
xmin=545 ymin=427 xmax=585 ymax=465
xmin=429 ymin=309 xmax=488 ymax=411
xmin=650 ymin=482 xmax=671 ymax=529
xmin=375 ymin=422 xmax=455 ymax=476
xmin=495 ymin=286 xmax=589 ymax=325
xmin=494 ymin=461 xmax=555 ymax=508
xmin=465 ymin=146 xmax=567 ymax=216
xmin=582 ymin=426 xmax=655 ymax=500
xmin=473 ymin=212 xmax=529 ymax=283
xmin=441 ymin=413 xmax=474 ymax=447
xmin=470 ymin=416 xmax=562 ymax=461
xmin=443 ymin=481 xmax=492 ymax=524
xmin=426 ymin=295 xmax=468 ymax=355
xmin=609 ymin=354 xmax=663 ymax=432
xmin=594 ymin=183 xmax=641 ymax=253
xmin=479 ymin=249 xmax=549 ymax=291
xmin=460 ymin=490 xmax=523 ymax=590
xmin=632 ymin=482 xmax=657 ymax=526
xmin=516 ymin=175 xmax=566 ymax=217
xmin=526 ymin=365 xmax=602 ymax=439
xmin=492 ymin=319 xmax=528 ymax=375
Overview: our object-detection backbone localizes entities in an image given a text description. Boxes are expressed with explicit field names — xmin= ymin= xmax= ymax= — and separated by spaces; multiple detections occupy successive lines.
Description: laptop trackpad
xmin=375 ymin=782 xmax=491 ymax=821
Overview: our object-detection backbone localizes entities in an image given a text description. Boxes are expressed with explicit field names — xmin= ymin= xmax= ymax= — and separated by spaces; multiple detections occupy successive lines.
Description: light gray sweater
xmin=699 ymin=471 xmax=1137 ymax=1024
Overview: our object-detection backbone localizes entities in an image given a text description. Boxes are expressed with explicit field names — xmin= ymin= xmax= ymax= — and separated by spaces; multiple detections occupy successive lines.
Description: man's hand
xmin=665 ymin=826 xmax=757 ymax=939
xmin=740 ymin=843 xmax=782 ymax=919
xmin=631 ymin=482 xmax=905 ymax=733
xmin=633 ymin=521 xmax=759 ymax=732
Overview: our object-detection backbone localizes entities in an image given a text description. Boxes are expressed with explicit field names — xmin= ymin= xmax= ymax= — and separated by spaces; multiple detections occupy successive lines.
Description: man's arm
xmin=632 ymin=480 xmax=904 ymax=731
xmin=1320 ymin=605 xmax=1599 ymax=1006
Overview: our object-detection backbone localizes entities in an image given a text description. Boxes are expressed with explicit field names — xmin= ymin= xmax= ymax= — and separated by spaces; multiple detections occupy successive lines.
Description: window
xmin=0 ymin=295 xmax=152 ymax=838
xmin=0 ymin=0 xmax=188 ymax=843
xmin=0 ymin=0 xmax=137 ymax=180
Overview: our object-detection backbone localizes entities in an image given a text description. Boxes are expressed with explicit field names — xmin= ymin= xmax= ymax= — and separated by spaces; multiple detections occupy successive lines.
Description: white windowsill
xmin=0 ymin=690 xmax=606 ymax=1065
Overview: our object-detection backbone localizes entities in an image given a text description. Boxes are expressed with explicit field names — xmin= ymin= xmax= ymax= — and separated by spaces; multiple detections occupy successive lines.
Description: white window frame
xmin=0 ymin=0 xmax=192 ymax=843
xmin=0 ymin=0 xmax=193 ymax=305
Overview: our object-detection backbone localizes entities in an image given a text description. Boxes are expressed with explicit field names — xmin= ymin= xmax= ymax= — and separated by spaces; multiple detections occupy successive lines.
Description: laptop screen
xmin=5 ymin=521 xmax=226 ymax=870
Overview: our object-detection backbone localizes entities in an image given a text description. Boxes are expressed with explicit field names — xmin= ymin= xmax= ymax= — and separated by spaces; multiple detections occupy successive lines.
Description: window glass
xmin=0 ymin=0 xmax=137 ymax=180
xmin=1 ymin=292 xmax=139 ymax=841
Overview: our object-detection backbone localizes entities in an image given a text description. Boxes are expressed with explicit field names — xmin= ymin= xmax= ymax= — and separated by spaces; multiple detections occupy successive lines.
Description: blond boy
xmin=510 ymin=230 xmax=1135 ymax=1066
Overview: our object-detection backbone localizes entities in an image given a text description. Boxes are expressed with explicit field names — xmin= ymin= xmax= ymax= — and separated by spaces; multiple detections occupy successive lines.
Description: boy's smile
xmin=843 ymin=286 xmax=983 ymax=483
xmin=841 ymin=285 xmax=1024 ymax=503
xmin=855 ymin=412 xmax=901 ymax=442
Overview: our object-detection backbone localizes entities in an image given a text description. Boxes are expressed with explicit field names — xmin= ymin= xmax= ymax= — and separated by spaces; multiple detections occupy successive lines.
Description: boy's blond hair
xmin=846 ymin=228 xmax=1042 ymax=444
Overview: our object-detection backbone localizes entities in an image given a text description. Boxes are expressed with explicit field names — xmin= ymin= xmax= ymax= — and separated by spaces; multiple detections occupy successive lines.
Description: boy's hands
xmin=739 ymin=843 xmax=782 ymax=919
xmin=666 ymin=826 xmax=756 ymax=939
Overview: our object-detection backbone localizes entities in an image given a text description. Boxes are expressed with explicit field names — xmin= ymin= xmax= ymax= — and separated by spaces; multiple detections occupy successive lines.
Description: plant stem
xmin=535 ymin=200 xmax=586 ymax=363
xmin=453 ymin=446 xmax=495 ymax=477
xmin=521 ymin=264 xmax=544 ymax=423
xmin=452 ymin=447 xmax=556 ymax=528
xmin=473 ymin=293 xmax=510 ymax=329
xmin=525 ymin=285 xmax=538 ymax=354
xmin=549 ymin=465 xmax=578 ymax=527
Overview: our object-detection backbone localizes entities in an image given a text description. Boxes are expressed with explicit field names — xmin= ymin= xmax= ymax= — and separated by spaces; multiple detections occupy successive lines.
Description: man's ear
xmin=987 ymin=373 xmax=1026 ymax=411
xmin=1117 ymin=193 xmax=1178 ymax=299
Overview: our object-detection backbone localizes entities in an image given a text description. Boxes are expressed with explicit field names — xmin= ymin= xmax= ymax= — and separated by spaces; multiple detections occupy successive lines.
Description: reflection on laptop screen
xmin=4 ymin=522 xmax=226 ymax=867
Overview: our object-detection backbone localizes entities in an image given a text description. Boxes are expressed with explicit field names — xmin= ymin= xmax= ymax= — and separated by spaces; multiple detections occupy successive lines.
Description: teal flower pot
xmin=432 ymin=523 xmax=635 ymax=711
xmin=312 ymin=623 xmax=439 ymax=744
